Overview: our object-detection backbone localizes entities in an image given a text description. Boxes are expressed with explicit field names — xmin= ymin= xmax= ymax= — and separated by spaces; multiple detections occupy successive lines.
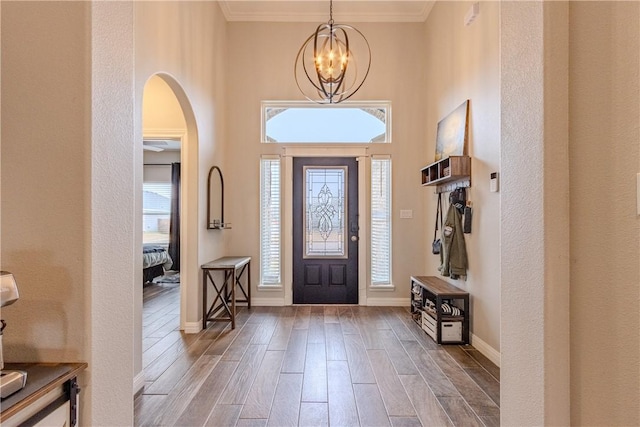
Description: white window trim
xmin=370 ymin=155 xmax=394 ymax=290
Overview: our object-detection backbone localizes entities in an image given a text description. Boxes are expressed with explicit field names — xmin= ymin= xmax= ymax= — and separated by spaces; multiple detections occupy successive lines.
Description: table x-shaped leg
xmin=202 ymin=269 xmax=235 ymax=329
xmin=233 ymin=263 xmax=251 ymax=308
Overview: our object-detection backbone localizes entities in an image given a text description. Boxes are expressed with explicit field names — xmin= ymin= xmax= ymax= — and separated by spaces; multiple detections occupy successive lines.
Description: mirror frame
xmin=207 ymin=165 xmax=225 ymax=229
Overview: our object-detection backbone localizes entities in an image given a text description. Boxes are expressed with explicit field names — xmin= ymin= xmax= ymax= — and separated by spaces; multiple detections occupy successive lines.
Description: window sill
xmin=258 ymin=284 xmax=283 ymax=291
xmin=369 ymin=284 xmax=395 ymax=292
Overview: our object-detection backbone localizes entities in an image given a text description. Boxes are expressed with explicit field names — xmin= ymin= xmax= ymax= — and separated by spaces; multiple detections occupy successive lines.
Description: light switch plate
xmin=400 ymin=209 xmax=413 ymax=219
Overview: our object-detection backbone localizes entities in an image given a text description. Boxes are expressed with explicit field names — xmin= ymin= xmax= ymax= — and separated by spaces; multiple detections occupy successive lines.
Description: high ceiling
xmin=218 ymin=1 xmax=435 ymax=23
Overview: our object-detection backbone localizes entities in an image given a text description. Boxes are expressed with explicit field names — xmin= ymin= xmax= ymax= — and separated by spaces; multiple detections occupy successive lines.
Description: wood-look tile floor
xmin=135 ymin=283 xmax=500 ymax=427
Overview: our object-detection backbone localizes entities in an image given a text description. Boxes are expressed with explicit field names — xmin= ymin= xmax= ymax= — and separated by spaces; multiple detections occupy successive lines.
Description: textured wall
xmin=542 ymin=2 xmax=571 ymax=424
xmin=569 ymin=2 xmax=640 ymax=425
xmin=90 ymin=2 xmax=136 ymax=424
xmin=500 ymin=2 xmax=546 ymax=423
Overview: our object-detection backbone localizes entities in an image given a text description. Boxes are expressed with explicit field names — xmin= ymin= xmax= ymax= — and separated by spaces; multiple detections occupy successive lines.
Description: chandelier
xmin=294 ymin=0 xmax=371 ymax=104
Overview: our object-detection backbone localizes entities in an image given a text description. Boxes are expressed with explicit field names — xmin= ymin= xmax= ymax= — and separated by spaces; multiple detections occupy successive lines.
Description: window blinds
xmin=371 ymin=157 xmax=392 ymax=285
xmin=260 ymin=158 xmax=281 ymax=285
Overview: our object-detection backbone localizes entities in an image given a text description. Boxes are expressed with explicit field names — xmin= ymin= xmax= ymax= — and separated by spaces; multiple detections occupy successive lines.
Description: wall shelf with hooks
xmin=421 ymin=155 xmax=471 ymax=194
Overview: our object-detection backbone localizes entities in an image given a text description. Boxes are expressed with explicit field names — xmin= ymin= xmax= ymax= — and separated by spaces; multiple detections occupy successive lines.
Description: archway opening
xmin=139 ymin=73 xmax=199 ymax=347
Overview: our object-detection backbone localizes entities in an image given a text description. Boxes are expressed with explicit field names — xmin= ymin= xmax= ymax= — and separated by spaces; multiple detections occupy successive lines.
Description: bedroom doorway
xmin=142 ymin=134 xmax=182 ymax=282
xmin=142 ymin=74 xmax=185 ymax=290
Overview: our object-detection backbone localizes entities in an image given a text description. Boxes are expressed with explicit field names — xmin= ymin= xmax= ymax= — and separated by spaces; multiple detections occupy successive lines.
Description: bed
xmin=143 ymin=244 xmax=173 ymax=284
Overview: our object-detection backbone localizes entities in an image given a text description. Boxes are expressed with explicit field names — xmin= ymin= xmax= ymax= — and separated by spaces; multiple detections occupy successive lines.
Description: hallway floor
xmin=135 ymin=283 xmax=500 ymax=426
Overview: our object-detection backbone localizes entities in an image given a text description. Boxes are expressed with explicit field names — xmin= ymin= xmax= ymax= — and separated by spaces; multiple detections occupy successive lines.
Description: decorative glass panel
xmin=304 ymin=166 xmax=347 ymax=258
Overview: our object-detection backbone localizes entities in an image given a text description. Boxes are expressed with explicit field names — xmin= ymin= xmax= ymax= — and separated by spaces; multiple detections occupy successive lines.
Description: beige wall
xmin=1 ymin=0 xmax=89 ymax=364
xmin=422 ymin=2 xmax=501 ymax=357
xmin=143 ymin=74 xmax=187 ymax=131
xmin=134 ymin=0 xmax=228 ymax=385
xmin=543 ymin=2 xmax=571 ymax=423
xmin=569 ymin=2 xmax=640 ymax=425
xmin=225 ymin=21 xmax=428 ymax=304
xmin=143 ymin=151 xmax=181 ymax=183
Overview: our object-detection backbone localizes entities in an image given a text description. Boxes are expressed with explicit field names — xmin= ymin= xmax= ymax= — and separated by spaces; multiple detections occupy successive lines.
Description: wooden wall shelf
xmin=420 ymin=155 xmax=471 ymax=190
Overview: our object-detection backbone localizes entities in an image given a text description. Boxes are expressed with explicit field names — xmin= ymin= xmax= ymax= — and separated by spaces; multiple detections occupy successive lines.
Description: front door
xmin=293 ymin=157 xmax=359 ymax=304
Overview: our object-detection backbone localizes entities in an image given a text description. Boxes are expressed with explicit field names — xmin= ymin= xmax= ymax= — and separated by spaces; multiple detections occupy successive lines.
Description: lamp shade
xmin=0 ymin=271 xmax=19 ymax=307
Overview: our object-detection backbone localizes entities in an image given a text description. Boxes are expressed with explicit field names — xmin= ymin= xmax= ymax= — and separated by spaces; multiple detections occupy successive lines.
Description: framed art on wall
xmin=435 ymin=100 xmax=470 ymax=161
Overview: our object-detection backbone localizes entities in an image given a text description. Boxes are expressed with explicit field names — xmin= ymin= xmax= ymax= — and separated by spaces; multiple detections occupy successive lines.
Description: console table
xmin=0 ymin=362 xmax=87 ymax=427
xmin=201 ymin=256 xmax=251 ymax=330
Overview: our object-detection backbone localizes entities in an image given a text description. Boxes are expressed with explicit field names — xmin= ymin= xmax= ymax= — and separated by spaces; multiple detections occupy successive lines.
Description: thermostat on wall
xmin=490 ymin=172 xmax=499 ymax=192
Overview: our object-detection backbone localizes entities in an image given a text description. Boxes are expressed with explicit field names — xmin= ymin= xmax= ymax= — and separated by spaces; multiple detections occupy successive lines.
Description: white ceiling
xmin=143 ymin=139 xmax=181 ymax=152
xmin=218 ymin=1 xmax=435 ymax=23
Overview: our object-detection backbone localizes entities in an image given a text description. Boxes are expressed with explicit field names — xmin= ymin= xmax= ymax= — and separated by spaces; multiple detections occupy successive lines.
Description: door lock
xmin=351 ymin=235 xmax=358 ymax=242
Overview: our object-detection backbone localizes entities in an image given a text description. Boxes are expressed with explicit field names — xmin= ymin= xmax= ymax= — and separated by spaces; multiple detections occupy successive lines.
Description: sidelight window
xmin=260 ymin=156 xmax=282 ymax=286
xmin=371 ymin=156 xmax=392 ymax=286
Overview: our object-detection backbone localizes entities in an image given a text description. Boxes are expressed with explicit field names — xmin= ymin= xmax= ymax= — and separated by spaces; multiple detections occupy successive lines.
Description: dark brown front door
xmin=293 ymin=157 xmax=358 ymax=304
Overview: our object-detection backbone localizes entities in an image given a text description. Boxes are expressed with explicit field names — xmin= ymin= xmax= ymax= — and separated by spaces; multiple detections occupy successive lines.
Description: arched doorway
xmin=139 ymin=73 xmax=199 ymax=341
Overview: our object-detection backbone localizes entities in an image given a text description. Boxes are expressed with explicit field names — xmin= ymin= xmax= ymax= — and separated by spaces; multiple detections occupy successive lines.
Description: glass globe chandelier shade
xmin=294 ymin=2 xmax=371 ymax=104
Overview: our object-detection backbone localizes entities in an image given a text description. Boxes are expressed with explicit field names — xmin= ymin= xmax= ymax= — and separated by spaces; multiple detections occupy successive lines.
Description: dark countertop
xmin=1 ymin=362 xmax=87 ymax=423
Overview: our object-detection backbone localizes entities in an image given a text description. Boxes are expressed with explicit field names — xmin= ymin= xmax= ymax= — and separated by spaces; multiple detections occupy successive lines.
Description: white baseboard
xmin=366 ymin=297 xmax=410 ymax=307
xmin=251 ymin=297 xmax=410 ymax=306
xmin=470 ymin=333 xmax=501 ymax=367
xmin=183 ymin=321 xmax=202 ymax=334
xmin=252 ymin=298 xmax=286 ymax=306
xmin=133 ymin=371 xmax=145 ymax=396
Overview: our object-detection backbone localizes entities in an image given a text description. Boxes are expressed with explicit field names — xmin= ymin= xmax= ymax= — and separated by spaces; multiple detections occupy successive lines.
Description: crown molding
xmin=219 ymin=1 xmax=435 ymax=23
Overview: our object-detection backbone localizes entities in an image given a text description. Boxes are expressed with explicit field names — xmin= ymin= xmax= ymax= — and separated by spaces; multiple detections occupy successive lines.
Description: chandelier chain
xmin=329 ymin=0 xmax=334 ymax=25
